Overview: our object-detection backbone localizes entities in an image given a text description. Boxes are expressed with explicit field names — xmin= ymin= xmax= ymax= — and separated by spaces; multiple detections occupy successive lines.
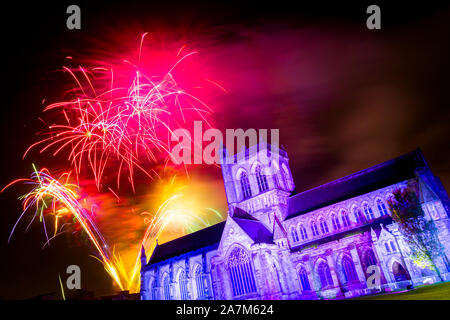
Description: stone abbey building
xmin=140 ymin=145 xmax=450 ymax=300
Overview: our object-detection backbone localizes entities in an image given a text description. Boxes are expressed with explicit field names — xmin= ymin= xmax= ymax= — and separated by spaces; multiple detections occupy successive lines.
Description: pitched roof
xmin=232 ymin=207 xmax=273 ymax=244
xmin=147 ymin=221 xmax=226 ymax=265
xmin=285 ymin=149 xmax=428 ymax=220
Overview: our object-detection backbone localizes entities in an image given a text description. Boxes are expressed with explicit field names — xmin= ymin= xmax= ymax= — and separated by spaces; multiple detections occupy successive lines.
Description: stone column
xmin=184 ymin=257 xmax=192 ymax=300
xmin=325 ymin=251 xmax=340 ymax=288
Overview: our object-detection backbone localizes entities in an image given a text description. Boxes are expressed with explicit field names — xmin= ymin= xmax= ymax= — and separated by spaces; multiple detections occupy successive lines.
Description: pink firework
xmin=25 ymin=33 xmax=217 ymax=191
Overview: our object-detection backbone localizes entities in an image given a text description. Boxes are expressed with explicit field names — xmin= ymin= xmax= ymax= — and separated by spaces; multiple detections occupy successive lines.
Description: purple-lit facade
xmin=141 ymin=146 xmax=450 ymax=300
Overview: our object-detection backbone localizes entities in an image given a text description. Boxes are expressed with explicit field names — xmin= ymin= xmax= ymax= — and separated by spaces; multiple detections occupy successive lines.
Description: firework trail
xmin=3 ymin=166 xmax=223 ymax=293
xmin=105 ymin=175 xmax=223 ymax=292
xmin=2 ymin=165 xmax=125 ymax=289
xmin=25 ymin=33 xmax=218 ymax=191
xmin=6 ymin=33 xmax=225 ymax=295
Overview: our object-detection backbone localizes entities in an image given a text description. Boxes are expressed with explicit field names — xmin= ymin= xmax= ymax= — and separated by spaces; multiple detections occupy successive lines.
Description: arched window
xmin=342 ymin=256 xmax=359 ymax=283
xmin=363 ymin=203 xmax=374 ymax=220
xmin=255 ymin=165 xmax=268 ymax=193
xmin=331 ymin=214 xmax=341 ymax=231
xmin=311 ymin=222 xmax=320 ymax=237
xmin=319 ymin=218 xmax=329 ymax=234
xmin=384 ymin=242 xmax=391 ymax=253
xmin=341 ymin=210 xmax=350 ymax=227
xmin=228 ymin=247 xmax=257 ymax=297
xmin=364 ymin=250 xmax=377 ymax=270
xmin=178 ymin=270 xmax=189 ymax=300
xmin=194 ymin=265 xmax=207 ymax=299
xmin=353 ymin=207 xmax=365 ymax=224
xmin=390 ymin=241 xmax=397 ymax=252
xmin=151 ymin=280 xmax=158 ymax=300
xmin=163 ymin=274 xmax=171 ymax=300
xmin=240 ymin=171 xmax=252 ymax=200
xmin=290 ymin=227 xmax=300 ymax=242
xmin=299 ymin=224 xmax=308 ymax=240
xmin=377 ymin=199 xmax=389 ymax=216
xmin=298 ymin=267 xmax=311 ymax=291
xmin=317 ymin=261 xmax=333 ymax=289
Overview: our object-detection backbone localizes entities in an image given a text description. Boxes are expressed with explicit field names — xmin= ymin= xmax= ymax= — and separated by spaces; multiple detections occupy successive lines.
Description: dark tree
xmin=387 ymin=181 xmax=444 ymax=281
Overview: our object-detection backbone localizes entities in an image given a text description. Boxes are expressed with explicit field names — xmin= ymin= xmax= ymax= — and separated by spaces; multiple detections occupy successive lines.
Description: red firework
xmin=25 ymin=33 xmax=218 ymax=192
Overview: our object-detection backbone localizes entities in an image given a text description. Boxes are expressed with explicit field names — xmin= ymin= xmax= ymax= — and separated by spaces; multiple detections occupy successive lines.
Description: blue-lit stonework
xmin=140 ymin=146 xmax=450 ymax=300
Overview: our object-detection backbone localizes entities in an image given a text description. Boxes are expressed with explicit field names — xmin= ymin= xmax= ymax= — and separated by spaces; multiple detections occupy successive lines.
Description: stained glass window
xmin=228 ymin=247 xmax=257 ymax=297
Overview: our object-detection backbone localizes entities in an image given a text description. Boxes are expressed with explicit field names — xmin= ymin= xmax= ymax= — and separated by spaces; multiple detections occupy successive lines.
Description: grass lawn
xmin=358 ymin=281 xmax=450 ymax=300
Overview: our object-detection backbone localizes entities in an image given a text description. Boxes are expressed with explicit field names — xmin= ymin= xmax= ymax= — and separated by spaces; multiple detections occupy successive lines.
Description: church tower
xmin=220 ymin=142 xmax=295 ymax=231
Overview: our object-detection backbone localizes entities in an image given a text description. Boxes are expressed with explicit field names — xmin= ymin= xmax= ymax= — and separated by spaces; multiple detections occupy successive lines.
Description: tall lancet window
xmin=317 ymin=261 xmax=333 ymax=289
xmin=290 ymin=227 xmax=300 ymax=242
xmin=179 ymin=270 xmax=189 ymax=300
xmin=163 ymin=274 xmax=171 ymax=300
xmin=228 ymin=247 xmax=257 ymax=297
xmin=151 ymin=280 xmax=158 ymax=300
xmin=377 ymin=199 xmax=389 ymax=216
xmin=341 ymin=210 xmax=350 ymax=227
xmin=342 ymin=256 xmax=359 ymax=283
xmin=319 ymin=218 xmax=329 ymax=234
xmin=299 ymin=224 xmax=308 ymax=240
xmin=332 ymin=214 xmax=341 ymax=231
xmin=353 ymin=207 xmax=365 ymax=224
xmin=240 ymin=171 xmax=252 ymax=200
xmin=255 ymin=165 xmax=269 ymax=193
xmin=363 ymin=203 xmax=374 ymax=220
xmin=299 ymin=267 xmax=311 ymax=291
xmin=311 ymin=221 xmax=320 ymax=237
xmin=195 ymin=265 xmax=207 ymax=299
xmin=364 ymin=250 xmax=377 ymax=272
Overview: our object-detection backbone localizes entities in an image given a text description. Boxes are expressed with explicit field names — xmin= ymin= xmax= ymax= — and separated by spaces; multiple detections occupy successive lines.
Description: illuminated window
xmin=353 ymin=207 xmax=365 ymax=224
xmin=151 ymin=280 xmax=158 ymax=300
xmin=363 ymin=203 xmax=374 ymax=220
xmin=179 ymin=270 xmax=189 ymax=300
xmin=317 ymin=261 xmax=333 ymax=288
xmin=255 ymin=165 xmax=268 ymax=193
xmin=331 ymin=214 xmax=341 ymax=231
xmin=291 ymin=227 xmax=300 ymax=242
xmin=364 ymin=250 xmax=378 ymax=274
xmin=228 ymin=247 xmax=257 ymax=297
xmin=163 ymin=274 xmax=171 ymax=300
xmin=299 ymin=225 xmax=308 ymax=240
xmin=299 ymin=267 xmax=311 ymax=291
xmin=384 ymin=243 xmax=391 ymax=253
xmin=240 ymin=171 xmax=252 ymax=200
xmin=341 ymin=211 xmax=350 ymax=227
xmin=311 ymin=222 xmax=320 ymax=237
xmin=390 ymin=241 xmax=397 ymax=252
xmin=320 ymin=218 xmax=329 ymax=234
xmin=195 ymin=265 xmax=207 ymax=299
xmin=377 ymin=199 xmax=389 ymax=216
xmin=342 ymin=256 xmax=358 ymax=283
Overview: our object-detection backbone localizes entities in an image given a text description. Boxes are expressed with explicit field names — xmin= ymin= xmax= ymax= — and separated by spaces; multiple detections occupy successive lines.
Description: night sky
xmin=0 ymin=1 xmax=449 ymax=299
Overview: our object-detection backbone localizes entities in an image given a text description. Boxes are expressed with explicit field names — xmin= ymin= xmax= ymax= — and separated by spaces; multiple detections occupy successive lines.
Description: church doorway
xmin=392 ymin=262 xmax=411 ymax=282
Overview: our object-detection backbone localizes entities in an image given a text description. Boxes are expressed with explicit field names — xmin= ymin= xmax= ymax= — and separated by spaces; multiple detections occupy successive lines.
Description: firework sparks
xmin=25 ymin=33 xmax=217 ymax=191
xmin=3 ymin=166 xmax=223 ymax=293
xmin=6 ymin=33 xmax=225 ymax=296
xmin=3 ymin=166 xmax=124 ymax=289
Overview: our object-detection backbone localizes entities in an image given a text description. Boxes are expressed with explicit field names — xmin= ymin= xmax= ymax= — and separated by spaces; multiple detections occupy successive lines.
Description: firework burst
xmin=25 ymin=33 xmax=217 ymax=191
xmin=3 ymin=166 xmax=223 ymax=293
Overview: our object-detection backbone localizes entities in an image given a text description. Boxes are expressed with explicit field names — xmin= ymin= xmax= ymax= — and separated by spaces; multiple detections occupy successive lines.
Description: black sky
xmin=0 ymin=1 xmax=449 ymax=299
